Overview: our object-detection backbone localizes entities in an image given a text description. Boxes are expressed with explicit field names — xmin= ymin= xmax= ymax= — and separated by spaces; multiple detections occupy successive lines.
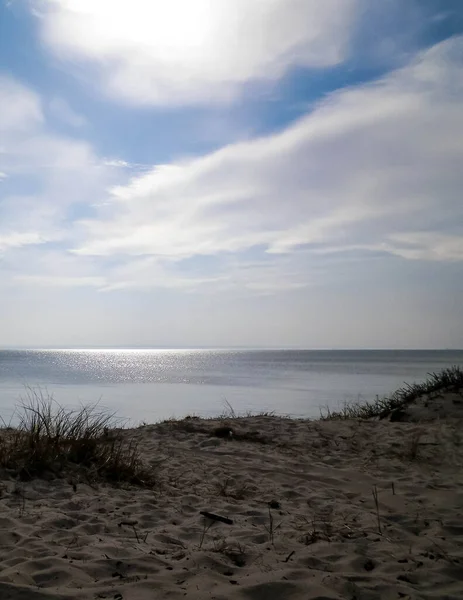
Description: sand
xmin=0 ymin=392 xmax=462 ymax=599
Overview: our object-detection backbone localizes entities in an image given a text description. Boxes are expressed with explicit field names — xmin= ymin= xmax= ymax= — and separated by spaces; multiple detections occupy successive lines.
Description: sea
xmin=0 ymin=349 xmax=462 ymax=425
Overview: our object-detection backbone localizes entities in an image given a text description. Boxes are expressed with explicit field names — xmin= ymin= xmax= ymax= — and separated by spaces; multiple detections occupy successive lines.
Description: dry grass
xmin=0 ymin=390 xmax=154 ymax=486
xmin=320 ymin=366 xmax=463 ymax=420
xmin=156 ymin=406 xmax=277 ymax=444
xmin=402 ymin=427 xmax=424 ymax=461
xmin=215 ymin=477 xmax=253 ymax=500
xmin=212 ymin=539 xmax=248 ymax=567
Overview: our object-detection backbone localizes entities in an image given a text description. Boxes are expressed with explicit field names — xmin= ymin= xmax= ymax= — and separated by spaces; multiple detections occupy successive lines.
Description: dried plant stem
xmin=372 ymin=485 xmax=382 ymax=535
xmin=199 ymin=519 xmax=214 ymax=549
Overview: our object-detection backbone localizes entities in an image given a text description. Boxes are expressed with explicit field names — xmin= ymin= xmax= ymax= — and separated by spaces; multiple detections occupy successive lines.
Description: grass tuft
xmin=0 ymin=389 xmax=154 ymax=486
xmin=320 ymin=366 xmax=463 ymax=421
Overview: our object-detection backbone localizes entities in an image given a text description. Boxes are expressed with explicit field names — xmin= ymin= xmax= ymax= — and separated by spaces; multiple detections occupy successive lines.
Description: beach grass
xmin=320 ymin=365 xmax=463 ymax=420
xmin=0 ymin=389 xmax=154 ymax=486
xmin=1 ymin=366 xmax=461 ymax=485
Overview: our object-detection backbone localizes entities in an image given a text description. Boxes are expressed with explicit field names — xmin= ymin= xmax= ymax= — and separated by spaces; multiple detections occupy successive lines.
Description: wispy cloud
xmin=384 ymin=232 xmax=463 ymax=262
xmin=102 ymin=159 xmax=129 ymax=168
xmin=0 ymin=75 xmax=119 ymax=288
xmin=0 ymin=76 xmax=43 ymax=131
xmin=36 ymin=0 xmax=357 ymax=105
xmin=48 ymin=97 xmax=87 ymax=127
xmin=0 ymin=231 xmax=50 ymax=252
xmin=1 ymin=36 xmax=462 ymax=298
xmin=13 ymin=274 xmax=105 ymax=287
xmin=68 ymin=37 xmax=463 ymax=297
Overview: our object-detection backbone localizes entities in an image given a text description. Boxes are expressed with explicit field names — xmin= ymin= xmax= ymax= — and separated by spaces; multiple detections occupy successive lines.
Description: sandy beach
xmin=0 ymin=390 xmax=462 ymax=600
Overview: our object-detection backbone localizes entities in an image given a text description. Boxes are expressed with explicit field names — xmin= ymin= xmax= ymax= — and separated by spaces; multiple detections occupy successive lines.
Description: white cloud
xmin=0 ymin=74 xmax=121 ymax=289
xmin=2 ymin=38 xmax=463 ymax=302
xmin=0 ymin=231 xmax=50 ymax=252
xmin=48 ymin=97 xmax=87 ymax=127
xmin=36 ymin=0 xmax=357 ymax=105
xmin=14 ymin=275 xmax=105 ymax=287
xmin=72 ymin=36 xmax=463 ymax=287
xmin=102 ymin=159 xmax=129 ymax=168
xmin=0 ymin=76 xmax=43 ymax=131
xmin=385 ymin=233 xmax=463 ymax=262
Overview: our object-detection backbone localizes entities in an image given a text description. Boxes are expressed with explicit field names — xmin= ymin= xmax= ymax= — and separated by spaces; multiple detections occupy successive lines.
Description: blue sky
xmin=0 ymin=0 xmax=462 ymax=349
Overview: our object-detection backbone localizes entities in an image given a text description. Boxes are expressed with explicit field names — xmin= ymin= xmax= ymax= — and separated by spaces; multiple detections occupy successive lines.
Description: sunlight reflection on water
xmin=0 ymin=349 xmax=461 ymax=424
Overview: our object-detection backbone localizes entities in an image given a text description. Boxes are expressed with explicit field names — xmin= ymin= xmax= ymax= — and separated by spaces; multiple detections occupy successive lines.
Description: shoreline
xmin=1 ymin=351 xmax=462 ymax=427
xmin=0 ymin=378 xmax=462 ymax=599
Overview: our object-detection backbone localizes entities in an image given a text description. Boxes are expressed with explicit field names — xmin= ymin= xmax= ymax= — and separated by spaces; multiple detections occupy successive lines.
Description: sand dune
xmin=0 ymin=392 xmax=462 ymax=599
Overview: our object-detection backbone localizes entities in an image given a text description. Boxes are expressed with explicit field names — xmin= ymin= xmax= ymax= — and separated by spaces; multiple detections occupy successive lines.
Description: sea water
xmin=0 ymin=349 xmax=461 ymax=425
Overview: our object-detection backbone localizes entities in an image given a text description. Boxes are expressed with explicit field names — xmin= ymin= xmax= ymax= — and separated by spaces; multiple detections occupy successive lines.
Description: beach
xmin=2 ymin=2 xmax=463 ymax=597
xmin=0 ymin=383 xmax=462 ymax=600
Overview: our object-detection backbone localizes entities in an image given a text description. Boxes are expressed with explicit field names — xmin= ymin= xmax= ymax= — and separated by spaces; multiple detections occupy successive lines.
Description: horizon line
xmin=0 ymin=346 xmax=462 ymax=352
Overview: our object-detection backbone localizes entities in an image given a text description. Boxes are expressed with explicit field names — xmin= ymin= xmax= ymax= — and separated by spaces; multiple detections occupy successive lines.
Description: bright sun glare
xmin=69 ymin=0 xmax=217 ymax=57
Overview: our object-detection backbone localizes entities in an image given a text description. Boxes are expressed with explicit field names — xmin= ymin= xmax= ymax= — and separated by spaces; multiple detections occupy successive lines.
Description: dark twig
xmin=372 ymin=485 xmax=382 ymax=535
xmin=200 ymin=511 xmax=233 ymax=525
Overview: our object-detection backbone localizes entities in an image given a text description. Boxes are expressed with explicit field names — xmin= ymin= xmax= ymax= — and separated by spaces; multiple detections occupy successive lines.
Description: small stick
xmin=200 ymin=511 xmax=233 ymax=525
xmin=391 ymin=482 xmax=395 ymax=496
xmin=268 ymin=508 xmax=274 ymax=544
xmin=132 ymin=525 xmax=140 ymax=543
xmin=264 ymin=507 xmax=282 ymax=545
xmin=372 ymin=485 xmax=382 ymax=535
xmin=284 ymin=551 xmax=295 ymax=563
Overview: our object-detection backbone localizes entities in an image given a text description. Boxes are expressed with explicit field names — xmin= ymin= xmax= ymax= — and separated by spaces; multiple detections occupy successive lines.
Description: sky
xmin=0 ymin=0 xmax=463 ymax=349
